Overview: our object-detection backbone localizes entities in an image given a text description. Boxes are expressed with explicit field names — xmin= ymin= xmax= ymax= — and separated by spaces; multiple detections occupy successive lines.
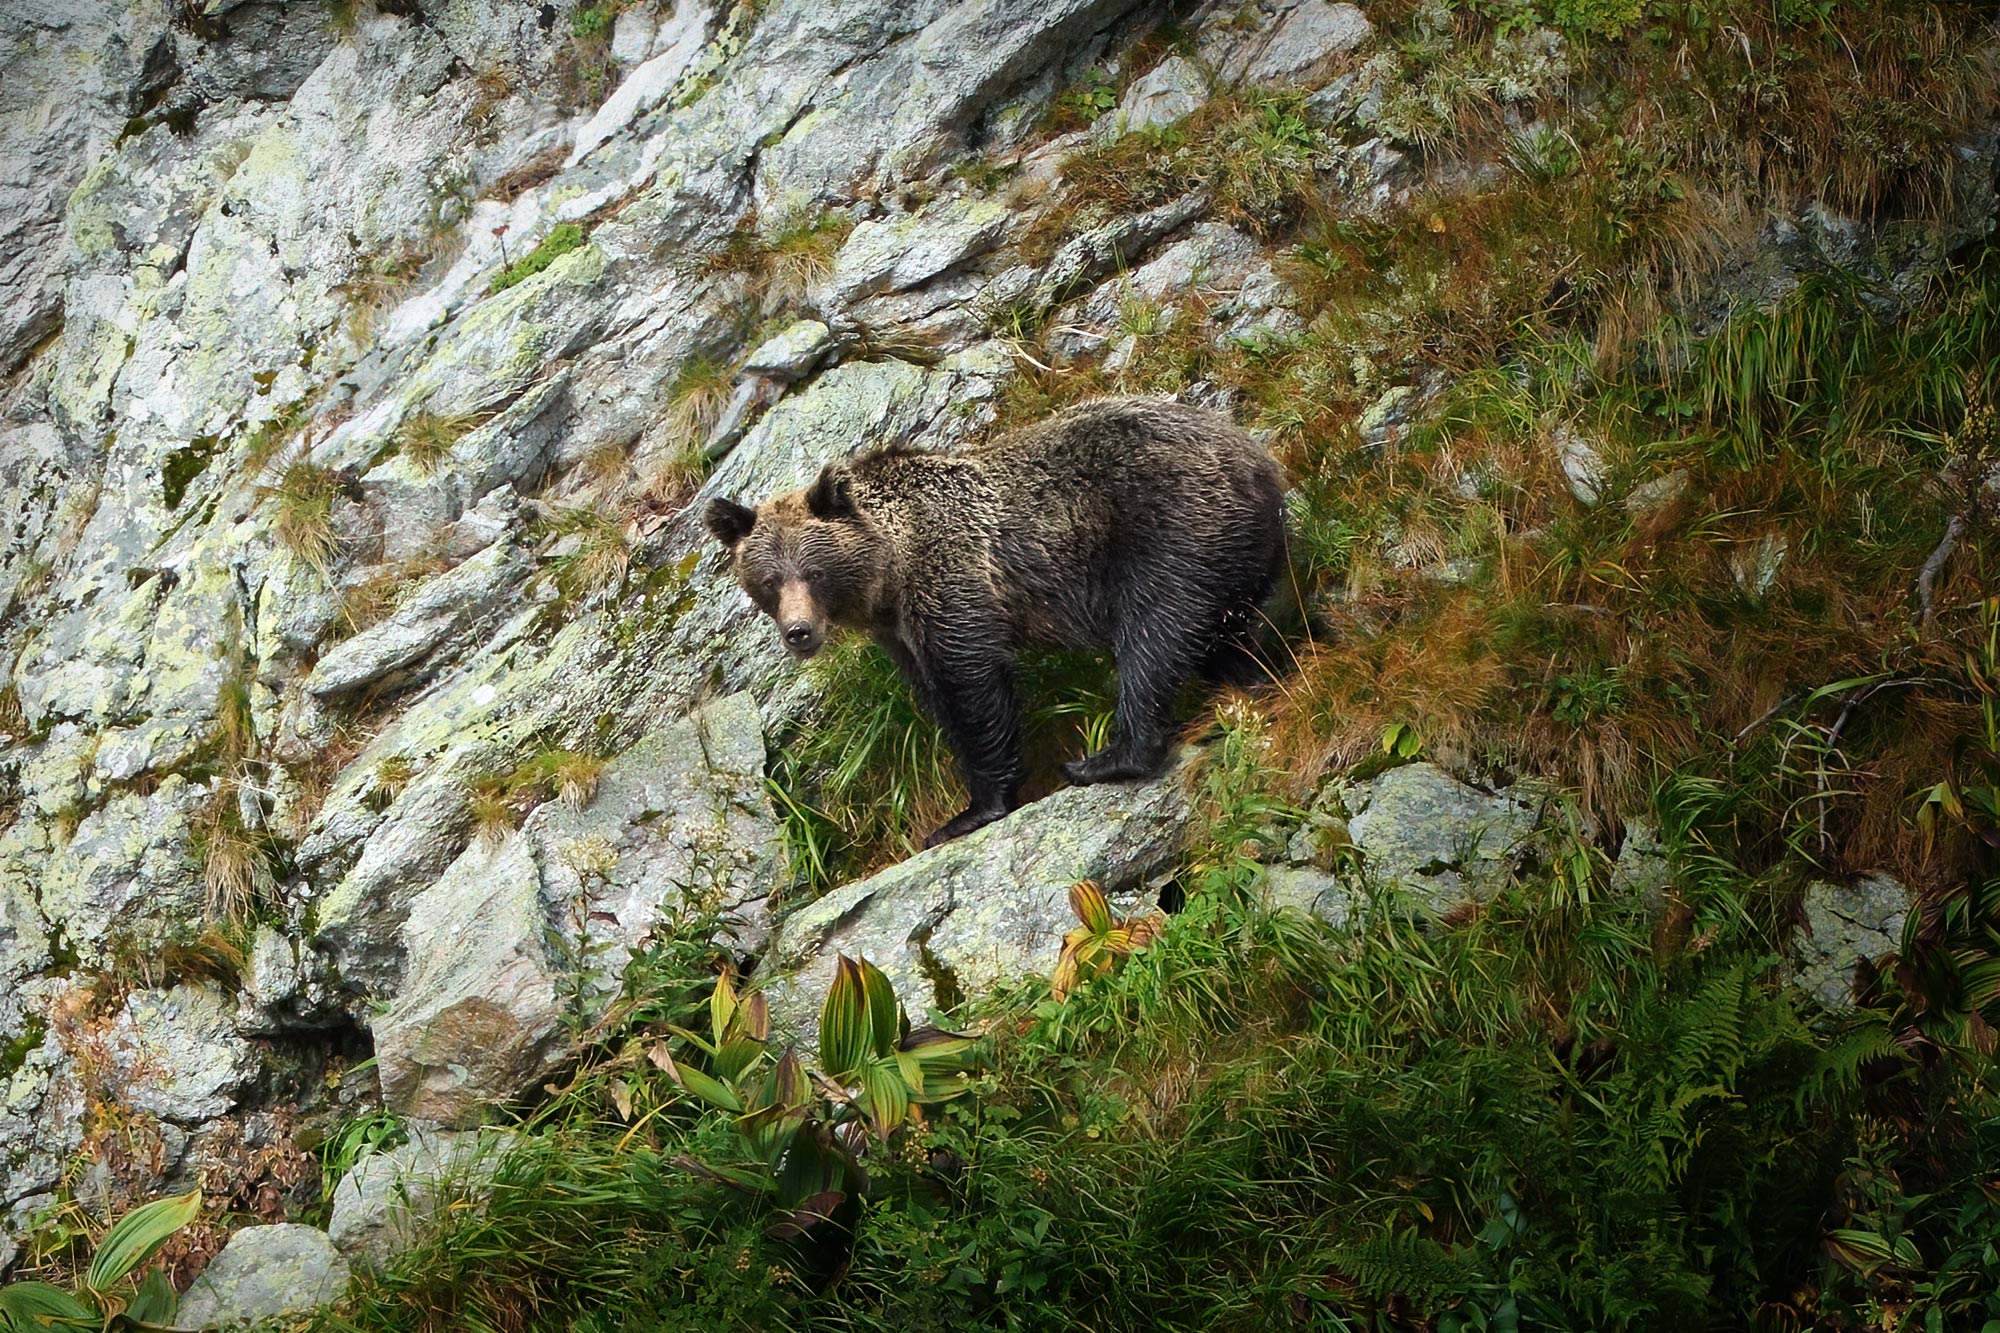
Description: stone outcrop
xmin=762 ymin=756 xmax=1197 ymax=1045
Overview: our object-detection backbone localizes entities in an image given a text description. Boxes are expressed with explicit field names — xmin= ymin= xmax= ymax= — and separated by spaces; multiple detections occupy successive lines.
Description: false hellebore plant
xmin=656 ymin=957 xmax=975 ymax=1242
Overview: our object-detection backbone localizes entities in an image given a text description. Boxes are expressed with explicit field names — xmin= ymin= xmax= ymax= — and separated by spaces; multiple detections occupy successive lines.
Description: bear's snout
xmin=775 ymin=580 xmax=824 ymax=658
xmin=782 ymin=620 xmax=822 ymax=657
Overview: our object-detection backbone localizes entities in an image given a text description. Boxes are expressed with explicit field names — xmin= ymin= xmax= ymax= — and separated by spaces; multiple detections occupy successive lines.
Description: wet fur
xmin=707 ymin=397 xmax=1287 ymax=848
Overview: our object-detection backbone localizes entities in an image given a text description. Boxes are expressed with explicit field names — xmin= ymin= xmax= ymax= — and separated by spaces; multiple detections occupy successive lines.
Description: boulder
xmin=741 ymin=319 xmax=834 ymax=383
xmin=326 ymin=1126 xmax=514 ymax=1271
xmin=103 ymin=985 xmax=260 ymax=1126
xmin=1554 ymin=424 xmax=1608 ymax=506
xmin=1344 ymin=763 xmax=1545 ymax=912
xmin=763 ymin=756 xmax=1197 ymax=1045
xmin=828 ymin=198 xmax=1012 ymax=307
xmin=173 ymin=1224 xmax=350 ymax=1329
xmin=1731 ymin=532 xmax=1789 ymax=599
xmin=1110 ymin=56 xmax=1206 ymax=135
xmin=1259 ymin=864 xmax=1362 ymax=929
xmin=370 ymin=694 xmax=783 ymax=1125
xmin=1794 ymin=874 xmax=1909 ymax=1008
xmin=1608 ymin=817 xmax=1675 ymax=914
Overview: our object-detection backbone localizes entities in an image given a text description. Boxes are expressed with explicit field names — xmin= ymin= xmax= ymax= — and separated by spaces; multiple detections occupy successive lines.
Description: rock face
xmin=371 ymin=693 xmax=783 ymax=1125
xmin=762 ymin=758 xmax=1197 ymax=1045
xmin=1217 ymin=1 xmax=1373 ymax=86
xmin=1794 ymin=874 xmax=1910 ymax=1008
xmin=173 ymin=1223 xmax=350 ymax=1330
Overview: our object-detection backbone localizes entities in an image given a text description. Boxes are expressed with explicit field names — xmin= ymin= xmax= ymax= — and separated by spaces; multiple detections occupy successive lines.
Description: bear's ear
xmin=805 ymin=463 xmax=855 ymax=521
xmin=704 ymin=497 xmax=756 ymax=548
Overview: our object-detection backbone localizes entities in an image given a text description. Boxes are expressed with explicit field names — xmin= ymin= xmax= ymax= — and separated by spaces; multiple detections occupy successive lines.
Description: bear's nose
xmin=783 ymin=621 xmax=819 ymax=653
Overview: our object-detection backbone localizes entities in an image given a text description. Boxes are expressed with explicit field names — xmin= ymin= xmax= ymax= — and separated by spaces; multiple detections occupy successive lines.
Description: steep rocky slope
xmin=2 ymin=0 xmax=1995 ymax=1309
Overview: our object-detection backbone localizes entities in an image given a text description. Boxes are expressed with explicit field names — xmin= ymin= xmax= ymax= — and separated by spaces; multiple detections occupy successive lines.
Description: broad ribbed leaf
xmin=655 ymin=1046 xmax=743 ymax=1112
xmin=772 ymin=1048 xmax=810 ymax=1109
xmin=742 ymin=990 xmax=771 ymax=1042
xmin=710 ymin=968 xmax=739 ymax=1045
xmin=819 ymin=956 xmax=871 ymax=1078
xmin=124 ymin=1268 xmax=178 ymax=1325
xmin=1068 ymin=879 xmax=1112 ymax=935
xmin=87 ymin=1189 xmax=201 ymax=1291
xmin=894 ymin=1049 xmax=926 ymax=1096
xmin=856 ymin=956 xmax=900 ymax=1059
xmin=1051 ymin=951 xmax=1080 ymax=1003
xmin=736 ymin=1102 xmax=810 ymax=1162
xmin=857 ymin=1058 xmax=910 ymax=1139
xmin=0 ymin=1284 xmax=96 ymax=1330
xmin=714 ymin=1033 xmax=765 ymax=1084
xmin=902 ymin=1028 xmax=976 ymax=1063
xmin=773 ymin=1123 xmax=838 ymax=1209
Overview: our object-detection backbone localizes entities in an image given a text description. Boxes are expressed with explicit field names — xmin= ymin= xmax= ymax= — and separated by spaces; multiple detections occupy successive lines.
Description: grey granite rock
xmin=174 ymin=1223 xmax=350 ymax=1329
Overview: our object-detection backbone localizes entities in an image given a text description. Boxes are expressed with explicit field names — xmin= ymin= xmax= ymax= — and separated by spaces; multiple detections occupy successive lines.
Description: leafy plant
xmin=488 ymin=222 xmax=588 ymax=295
xmin=658 ymin=958 xmax=974 ymax=1241
xmin=1051 ymin=879 xmax=1165 ymax=1003
xmin=0 ymin=1190 xmax=200 ymax=1330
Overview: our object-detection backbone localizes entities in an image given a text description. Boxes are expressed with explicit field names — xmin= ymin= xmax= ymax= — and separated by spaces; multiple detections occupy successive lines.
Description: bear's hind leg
xmin=1199 ymin=624 xmax=1272 ymax=689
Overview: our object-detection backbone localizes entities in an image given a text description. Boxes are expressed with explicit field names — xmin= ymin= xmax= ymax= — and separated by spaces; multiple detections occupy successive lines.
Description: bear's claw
xmin=924 ymin=805 xmax=1010 ymax=848
xmin=1061 ymin=747 xmax=1166 ymax=787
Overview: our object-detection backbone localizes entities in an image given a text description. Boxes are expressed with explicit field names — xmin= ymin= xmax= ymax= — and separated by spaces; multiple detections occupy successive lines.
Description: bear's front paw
xmin=924 ymin=806 xmax=1008 ymax=848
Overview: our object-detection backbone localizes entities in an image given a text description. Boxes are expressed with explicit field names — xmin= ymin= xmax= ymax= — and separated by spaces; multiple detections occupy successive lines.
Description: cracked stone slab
xmin=304 ymin=541 xmax=532 ymax=698
xmin=1343 ymin=762 xmax=1545 ymax=912
xmin=1794 ymin=873 xmax=1909 ymax=1008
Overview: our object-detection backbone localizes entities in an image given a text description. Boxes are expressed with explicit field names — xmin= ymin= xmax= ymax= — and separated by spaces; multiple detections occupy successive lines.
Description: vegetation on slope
xmin=309 ymin=694 xmax=2000 ymax=1332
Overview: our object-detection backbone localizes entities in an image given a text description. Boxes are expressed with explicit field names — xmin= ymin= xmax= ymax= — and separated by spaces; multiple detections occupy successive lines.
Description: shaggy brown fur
xmin=707 ymin=397 xmax=1286 ymax=847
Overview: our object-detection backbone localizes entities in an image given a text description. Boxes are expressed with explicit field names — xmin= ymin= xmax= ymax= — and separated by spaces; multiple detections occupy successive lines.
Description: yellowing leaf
xmin=820 ymin=956 xmax=872 ymax=1078
xmin=1068 ymin=879 xmax=1113 ymax=935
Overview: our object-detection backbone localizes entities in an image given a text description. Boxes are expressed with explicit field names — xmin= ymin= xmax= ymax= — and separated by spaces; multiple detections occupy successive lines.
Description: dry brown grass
xmin=1264 ymin=589 xmax=1512 ymax=789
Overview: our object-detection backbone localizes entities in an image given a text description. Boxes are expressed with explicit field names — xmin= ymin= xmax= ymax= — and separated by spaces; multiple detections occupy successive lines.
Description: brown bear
xmin=705 ymin=396 xmax=1287 ymax=848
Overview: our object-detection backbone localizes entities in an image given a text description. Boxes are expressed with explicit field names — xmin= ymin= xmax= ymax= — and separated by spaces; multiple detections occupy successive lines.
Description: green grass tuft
xmin=488 ymin=222 xmax=589 ymax=295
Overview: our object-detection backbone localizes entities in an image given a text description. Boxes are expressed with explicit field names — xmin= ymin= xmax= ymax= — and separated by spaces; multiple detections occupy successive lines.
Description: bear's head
xmin=704 ymin=462 xmax=881 ymax=660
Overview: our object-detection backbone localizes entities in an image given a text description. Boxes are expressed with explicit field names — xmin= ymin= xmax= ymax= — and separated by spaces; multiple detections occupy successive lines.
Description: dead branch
xmin=1913 ymin=512 xmax=1968 ymax=628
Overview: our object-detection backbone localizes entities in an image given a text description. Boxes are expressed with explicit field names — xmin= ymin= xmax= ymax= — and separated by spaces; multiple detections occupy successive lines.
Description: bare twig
xmin=1914 ymin=512 xmax=1968 ymax=628
xmin=1735 ymin=691 xmax=1797 ymax=744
